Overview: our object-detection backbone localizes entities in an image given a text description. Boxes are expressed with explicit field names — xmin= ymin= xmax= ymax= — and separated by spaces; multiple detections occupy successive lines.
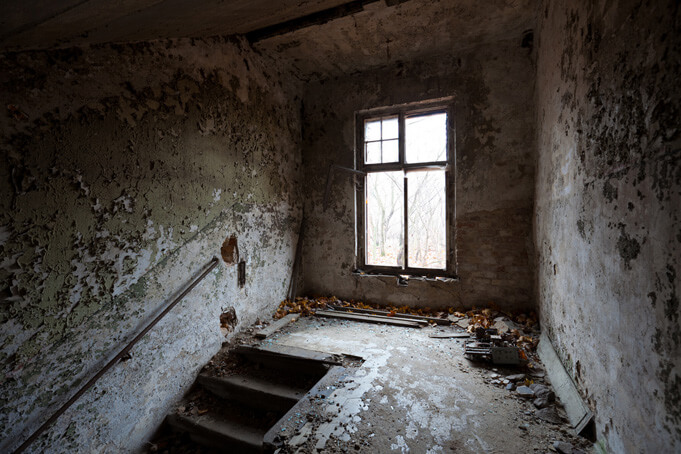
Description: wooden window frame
xmin=354 ymin=98 xmax=457 ymax=279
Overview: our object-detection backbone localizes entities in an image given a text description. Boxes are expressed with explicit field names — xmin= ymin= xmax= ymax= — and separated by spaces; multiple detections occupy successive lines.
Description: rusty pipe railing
xmin=13 ymin=256 xmax=221 ymax=454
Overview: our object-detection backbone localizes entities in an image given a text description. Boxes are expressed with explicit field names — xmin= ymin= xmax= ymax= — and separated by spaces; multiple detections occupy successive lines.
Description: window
xmin=356 ymin=102 xmax=454 ymax=277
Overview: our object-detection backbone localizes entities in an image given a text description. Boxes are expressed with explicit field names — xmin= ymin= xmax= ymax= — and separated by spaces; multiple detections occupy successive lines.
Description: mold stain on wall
xmin=535 ymin=0 xmax=680 ymax=451
xmin=0 ymin=36 xmax=302 ymax=452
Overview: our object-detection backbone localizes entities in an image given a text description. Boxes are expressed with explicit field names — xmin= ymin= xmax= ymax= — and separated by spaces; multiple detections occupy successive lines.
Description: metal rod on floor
xmin=12 ymin=256 xmax=221 ymax=454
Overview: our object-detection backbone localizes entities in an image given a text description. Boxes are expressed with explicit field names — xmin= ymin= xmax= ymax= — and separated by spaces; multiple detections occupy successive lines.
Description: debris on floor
xmin=147 ymin=300 xmax=592 ymax=454
xmin=428 ymin=330 xmax=470 ymax=338
xmin=276 ymin=295 xmax=541 ymax=368
xmin=463 ymin=327 xmax=521 ymax=365
xmin=327 ymin=304 xmax=451 ymax=325
xmin=255 ymin=313 xmax=299 ymax=339
xmin=315 ymin=309 xmax=426 ymax=327
xmin=270 ymin=315 xmax=590 ymax=453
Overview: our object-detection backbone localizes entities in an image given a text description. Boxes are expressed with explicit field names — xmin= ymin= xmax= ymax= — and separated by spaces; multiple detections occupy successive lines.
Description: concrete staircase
xmin=160 ymin=345 xmax=333 ymax=453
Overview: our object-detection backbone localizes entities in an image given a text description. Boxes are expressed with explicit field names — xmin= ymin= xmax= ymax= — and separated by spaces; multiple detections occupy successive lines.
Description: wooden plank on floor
xmin=315 ymin=310 xmax=424 ymax=328
xmin=537 ymin=332 xmax=593 ymax=435
xmin=328 ymin=304 xmax=450 ymax=325
xmin=255 ymin=313 xmax=299 ymax=339
xmin=429 ymin=332 xmax=470 ymax=338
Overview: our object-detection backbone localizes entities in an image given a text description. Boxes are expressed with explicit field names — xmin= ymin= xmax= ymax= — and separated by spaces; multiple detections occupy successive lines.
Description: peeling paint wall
xmin=299 ymin=38 xmax=536 ymax=310
xmin=0 ymin=37 xmax=302 ymax=452
xmin=535 ymin=0 xmax=681 ymax=451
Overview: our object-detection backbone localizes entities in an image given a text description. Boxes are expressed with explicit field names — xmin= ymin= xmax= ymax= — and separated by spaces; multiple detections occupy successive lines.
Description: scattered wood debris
xmin=315 ymin=309 xmax=425 ymax=328
xmin=275 ymin=296 xmax=541 ymax=361
xmin=428 ymin=331 xmax=470 ymax=338
xmin=255 ymin=313 xmax=298 ymax=339
xmin=328 ymin=304 xmax=450 ymax=325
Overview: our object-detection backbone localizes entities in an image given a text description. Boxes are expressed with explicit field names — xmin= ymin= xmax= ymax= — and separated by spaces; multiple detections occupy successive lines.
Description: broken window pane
xmin=405 ymin=112 xmax=447 ymax=163
xmin=407 ymin=170 xmax=446 ymax=269
xmin=366 ymin=171 xmax=404 ymax=267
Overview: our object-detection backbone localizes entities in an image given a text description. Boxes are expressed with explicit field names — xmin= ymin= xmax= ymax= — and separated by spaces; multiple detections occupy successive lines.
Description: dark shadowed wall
xmin=299 ymin=37 xmax=536 ymax=310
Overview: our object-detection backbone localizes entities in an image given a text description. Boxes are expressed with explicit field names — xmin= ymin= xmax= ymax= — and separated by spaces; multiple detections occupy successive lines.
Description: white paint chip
xmin=391 ymin=435 xmax=410 ymax=452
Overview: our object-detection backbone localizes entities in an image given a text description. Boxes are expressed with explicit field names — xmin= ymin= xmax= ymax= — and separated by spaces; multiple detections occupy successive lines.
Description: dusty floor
xmin=251 ymin=316 xmax=590 ymax=453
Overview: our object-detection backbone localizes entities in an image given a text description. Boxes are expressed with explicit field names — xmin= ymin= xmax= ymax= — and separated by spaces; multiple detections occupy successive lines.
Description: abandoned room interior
xmin=0 ymin=0 xmax=679 ymax=452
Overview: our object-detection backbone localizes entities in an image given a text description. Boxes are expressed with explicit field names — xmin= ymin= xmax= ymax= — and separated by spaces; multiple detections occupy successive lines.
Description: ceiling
xmin=256 ymin=0 xmax=536 ymax=78
xmin=0 ymin=0 xmax=352 ymax=49
xmin=0 ymin=0 xmax=536 ymax=78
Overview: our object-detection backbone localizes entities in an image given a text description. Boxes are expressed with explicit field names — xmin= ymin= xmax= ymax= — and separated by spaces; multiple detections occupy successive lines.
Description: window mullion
xmin=379 ymin=117 xmax=383 ymax=163
xmin=403 ymin=172 xmax=408 ymax=271
xmin=398 ymin=113 xmax=405 ymax=164
xmin=399 ymin=112 xmax=407 ymax=270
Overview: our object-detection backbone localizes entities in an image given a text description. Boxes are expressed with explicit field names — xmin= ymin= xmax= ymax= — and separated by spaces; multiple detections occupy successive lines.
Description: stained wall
xmin=535 ymin=0 xmax=681 ymax=450
xmin=299 ymin=37 xmax=536 ymax=310
xmin=0 ymin=38 xmax=302 ymax=452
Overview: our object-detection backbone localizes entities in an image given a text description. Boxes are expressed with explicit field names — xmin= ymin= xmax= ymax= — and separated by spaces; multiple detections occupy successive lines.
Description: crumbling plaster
xmin=0 ymin=37 xmax=303 ymax=452
xmin=535 ymin=0 xmax=681 ymax=451
xmin=299 ymin=37 xmax=536 ymax=310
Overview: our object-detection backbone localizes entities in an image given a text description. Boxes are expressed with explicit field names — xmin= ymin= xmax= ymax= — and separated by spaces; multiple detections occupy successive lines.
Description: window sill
xmin=352 ymin=268 xmax=459 ymax=286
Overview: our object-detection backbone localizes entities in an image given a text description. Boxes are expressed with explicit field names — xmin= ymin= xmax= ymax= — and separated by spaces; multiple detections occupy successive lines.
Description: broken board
xmin=328 ymin=304 xmax=450 ymax=325
xmin=429 ymin=332 xmax=470 ymax=338
xmin=255 ymin=313 xmax=298 ymax=339
xmin=537 ymin=332 xmax=593 ymax=435
xmin=315 ymin=310 xmax=424 ymax=328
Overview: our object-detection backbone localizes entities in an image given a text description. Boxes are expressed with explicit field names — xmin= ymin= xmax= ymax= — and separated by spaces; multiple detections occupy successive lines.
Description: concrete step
xmin=234 ymin=345 xmax=333 ymax=376
xmin=166 ymin=413 xmax=264 ymax=453
xmin=161 ymin=345 xmax=336 ymax=452
xmin=197 ymin=373 xmax=303 ymax=412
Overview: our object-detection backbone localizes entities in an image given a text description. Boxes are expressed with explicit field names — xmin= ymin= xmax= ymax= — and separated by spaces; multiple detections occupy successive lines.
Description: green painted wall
xmin=0 ymin=37 xmax=302 ymax=452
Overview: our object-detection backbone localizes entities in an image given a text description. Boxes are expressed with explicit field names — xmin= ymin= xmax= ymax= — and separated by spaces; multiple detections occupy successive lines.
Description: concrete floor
xmin=259 ymin=316 xmax=589 ymax=454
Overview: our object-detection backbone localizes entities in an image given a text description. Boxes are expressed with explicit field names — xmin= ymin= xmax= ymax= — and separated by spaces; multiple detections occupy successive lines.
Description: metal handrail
xmin=13 ymin=256 xmax=221 ymax=454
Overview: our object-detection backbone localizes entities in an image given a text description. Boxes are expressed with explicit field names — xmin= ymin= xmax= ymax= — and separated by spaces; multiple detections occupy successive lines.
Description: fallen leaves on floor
xmin=275 ymin=296 xmax=540 ymax=355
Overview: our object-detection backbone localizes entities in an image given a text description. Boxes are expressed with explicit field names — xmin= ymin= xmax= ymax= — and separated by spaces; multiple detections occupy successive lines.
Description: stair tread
xmin=198 ymin=373 xmax=306 ymax=402
xmin=167 ymin=412 xmax=265 ymax=448
xmin=235 ymin=344 xmax=335 ymax=364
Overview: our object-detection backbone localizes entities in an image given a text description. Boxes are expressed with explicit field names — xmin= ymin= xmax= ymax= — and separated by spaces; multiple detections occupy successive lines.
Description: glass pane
xmin=407 ymin=170 xmax=446 ymax=269
xmin=365 ymin=142 xmax=381 ymax=164
xmin=365 ymin=119 xmax=381 ymax=142
xmin=405 ymin=112 xmax=447 ymax=163
xmin=366 ymin=171 xmax=404 ymax=267
xmin=382 ymin=139 xmax=399 ymax=162
xmin=382 ymin=117 xmax=399 ymax=140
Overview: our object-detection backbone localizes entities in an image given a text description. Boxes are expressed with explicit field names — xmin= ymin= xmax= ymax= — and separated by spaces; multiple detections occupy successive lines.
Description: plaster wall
xmin=0 ymin=38 xmax=302 ymax=452
xmin=535 ymin=0 xmax=681 ymax=450
xmin=299 ymin=38 xmax=536 ymax=310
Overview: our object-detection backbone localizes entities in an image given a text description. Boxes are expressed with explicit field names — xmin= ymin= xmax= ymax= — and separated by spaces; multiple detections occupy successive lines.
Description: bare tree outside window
xmin=407 ymin=170 xmax=446 ymax=268
xmin=360 ymin=107 xmax=450 ymax=273
xmin=366 ymin=171 xmax=403 ymax=266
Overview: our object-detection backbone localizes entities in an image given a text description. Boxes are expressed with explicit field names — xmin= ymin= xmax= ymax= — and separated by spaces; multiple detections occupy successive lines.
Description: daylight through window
xmin=359 ymin=107 xmax=450 ymax=273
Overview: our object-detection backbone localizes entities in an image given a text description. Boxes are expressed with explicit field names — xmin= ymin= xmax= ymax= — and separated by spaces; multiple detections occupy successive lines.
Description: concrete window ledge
xmin=352 ymin=269 xmax=459 ymax=286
